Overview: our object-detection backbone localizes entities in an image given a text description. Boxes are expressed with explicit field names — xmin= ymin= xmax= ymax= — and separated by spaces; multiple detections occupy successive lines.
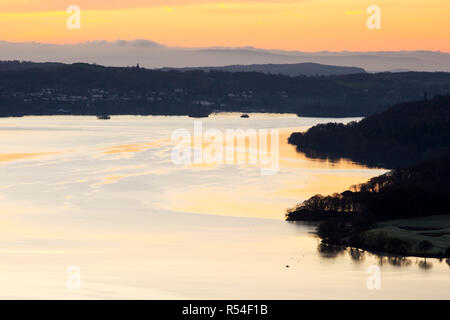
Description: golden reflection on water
xmin=167 ymin=128 xmax=370 ymax=176
xmin=163 ymin=186 xmax=286 ymax=219
xmin=178 ymin=128 xmax=371 ymax=170
xmin=160 ymin=128 xmax=386 ymax=219
xmin=0 ymin=124 xmax=384 ymax=220
xmin=0 ymin=116 xmax=447 ymax=299
xmin=79 ymin=127 xmax=388 ymax=219
xmin=275 ymin=172 xmax=378 ymax=199
xmin=0 ymin=152 xmax=57 ymax=163
xmin=102 ymin=142 xmax=163 ymax=154
xmin=161 ymin=169 xmax=382 ymax=220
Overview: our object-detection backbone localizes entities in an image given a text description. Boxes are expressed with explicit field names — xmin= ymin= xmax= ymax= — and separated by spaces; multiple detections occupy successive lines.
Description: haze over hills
xmin=162 ymin=63 xmax=366 ymax=76
xmin=1 ymin=40 xmax=450 ymax=72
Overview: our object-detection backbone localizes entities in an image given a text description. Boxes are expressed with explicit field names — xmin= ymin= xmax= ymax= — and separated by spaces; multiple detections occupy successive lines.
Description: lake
xmin=0 ymin=113 xmax=448 ymax=299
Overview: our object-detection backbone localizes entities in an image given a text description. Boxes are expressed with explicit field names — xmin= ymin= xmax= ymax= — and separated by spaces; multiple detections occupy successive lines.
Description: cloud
xmin=82 ymin=39 xmax=164 ymax=48
xmin=131 ymin=39 xmax=164 ymax=48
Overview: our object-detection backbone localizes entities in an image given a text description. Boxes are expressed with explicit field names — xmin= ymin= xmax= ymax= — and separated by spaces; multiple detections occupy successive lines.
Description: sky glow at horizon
xmin=0 ymin=0 xmax=449 ymax=51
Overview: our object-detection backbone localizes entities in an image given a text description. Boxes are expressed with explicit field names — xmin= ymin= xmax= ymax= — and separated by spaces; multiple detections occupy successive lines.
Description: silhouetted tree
xmin=418 ymin=240 xmax=433 ymax=257
xmin=387 ymin=238 xmax=410 ymax=255
xmin=375 ymin=231 xmax=388 ymax=250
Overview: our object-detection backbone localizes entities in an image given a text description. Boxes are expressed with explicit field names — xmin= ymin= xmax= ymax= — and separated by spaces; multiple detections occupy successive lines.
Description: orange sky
xmin=0 ymin=0 xmax=449 ymax=51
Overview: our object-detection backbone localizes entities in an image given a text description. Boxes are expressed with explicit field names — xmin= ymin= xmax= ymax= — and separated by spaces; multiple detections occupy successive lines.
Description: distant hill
xmin=288 ymin=94 xmax=450 ymax=168
xmin=1 ymin=63 xmax=450 ymax=118
xmin=0 ymin=60 xmax=64 ymax=71
xmin=163 ymin=63 xmax=366 ymax=77
xmin=1 ymin=61 xmax=365 ymax=76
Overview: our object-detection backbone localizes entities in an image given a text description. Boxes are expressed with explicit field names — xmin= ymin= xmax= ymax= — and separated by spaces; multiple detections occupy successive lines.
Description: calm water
xmin=0 ymin=114 xmax=448 ymax=299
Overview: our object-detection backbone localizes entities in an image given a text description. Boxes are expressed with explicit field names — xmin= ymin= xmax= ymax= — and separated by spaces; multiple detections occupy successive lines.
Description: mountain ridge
xmin=161 ymin=62 xmax=366 ymax=76
xmin=1 ymin=40 xmax=449 ymax=72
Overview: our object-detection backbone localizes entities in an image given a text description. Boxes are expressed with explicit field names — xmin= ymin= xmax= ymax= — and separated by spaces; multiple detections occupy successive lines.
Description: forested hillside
xmin=1 ymin=62 xmax=450 ymax=117
xmin=288 ymin=94 xmax=450 ymax=167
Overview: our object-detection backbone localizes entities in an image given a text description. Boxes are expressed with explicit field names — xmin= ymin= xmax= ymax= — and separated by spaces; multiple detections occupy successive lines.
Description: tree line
xmin=286 ymin=157 xmax=450 ymax=221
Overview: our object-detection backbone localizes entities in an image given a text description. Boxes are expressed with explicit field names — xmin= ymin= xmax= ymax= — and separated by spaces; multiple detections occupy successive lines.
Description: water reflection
xmin=0 ymin=115 xmax=447 ymax=299
xmin=348 ymin=248 xmax=366 ymax=262
xmin=293 ymin=147 xmax=387 ymax=169
xmin=0 ymin=152 xmax=58 ymax=163
xmin=418 ymin=259 xmax=433 ymax=271
xmin=317 ymin=241 xmax=346 ymax=258
xmin=315 ymin=241 xmax=443 ymax=270
xmin=386 ymin=256 xmax=412 ymax=267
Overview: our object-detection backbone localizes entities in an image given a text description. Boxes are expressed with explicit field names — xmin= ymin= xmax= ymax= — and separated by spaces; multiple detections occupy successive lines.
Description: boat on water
xmin=97 ymin=115 xmax=111 ymax=120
